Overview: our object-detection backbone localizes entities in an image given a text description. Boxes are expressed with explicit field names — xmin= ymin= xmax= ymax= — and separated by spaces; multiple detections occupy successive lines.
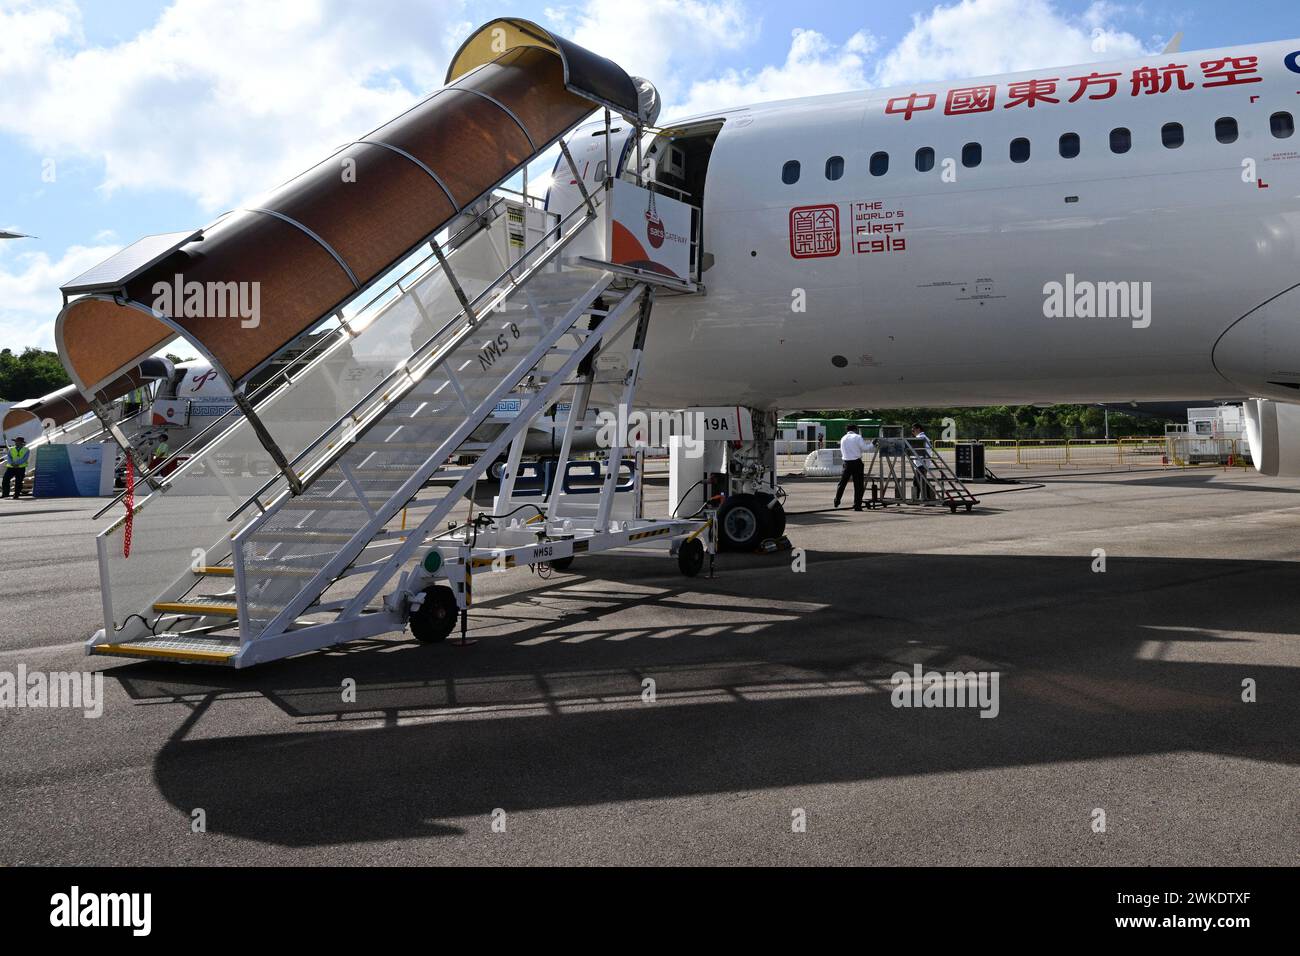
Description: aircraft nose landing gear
xmin=717 ymin=493 xmax=764 ymax=551
xmin=669 ymin=408 xmax=788 ymax=553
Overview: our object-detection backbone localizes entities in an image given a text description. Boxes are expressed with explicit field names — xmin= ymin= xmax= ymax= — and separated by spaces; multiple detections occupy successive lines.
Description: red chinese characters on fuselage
xmin=945 ymin=85 xmax=996 ymax=115
xmin=884 ymin=54 xmax=1263 ymax=120
xmin=789 ymin=204 xmax=841 ymax=259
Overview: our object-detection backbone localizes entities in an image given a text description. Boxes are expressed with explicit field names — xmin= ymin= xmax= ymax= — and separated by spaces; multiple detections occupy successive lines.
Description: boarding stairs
xmin=88 ymin=174 xmax=697 ymax=666
xmin=18 ymin=392 xmax=150 ymax=453
xmin=227 ymin=268 xmax=650 ymax=655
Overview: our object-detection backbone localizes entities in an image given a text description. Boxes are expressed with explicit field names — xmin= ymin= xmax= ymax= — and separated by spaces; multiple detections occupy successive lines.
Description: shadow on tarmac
xmin=104 ymin=548 xmax=1299 ymax=847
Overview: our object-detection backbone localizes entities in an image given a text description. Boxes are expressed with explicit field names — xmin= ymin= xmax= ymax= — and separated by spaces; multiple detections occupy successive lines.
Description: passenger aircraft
xmin=35 ymin=32 xmax=1300 ymax=478
xmin=546 ymin=37 xmax=1300 ymax=469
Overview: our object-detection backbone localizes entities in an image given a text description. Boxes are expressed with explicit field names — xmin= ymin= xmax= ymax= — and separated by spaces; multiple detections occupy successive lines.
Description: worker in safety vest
xmin=3 ymin=436 xmax=30 ymax=499
xmin=150 ymin=433 xmax=170 ymax=467
xmin=123 ymin=386 xmax=145 ymax=416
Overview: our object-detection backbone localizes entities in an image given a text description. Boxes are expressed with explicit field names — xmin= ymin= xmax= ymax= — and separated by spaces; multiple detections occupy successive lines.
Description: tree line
xmin=0 ymin=348 xmax=71 ymax=402
xmin=793 ymin=404 xmax=1173 ymax=440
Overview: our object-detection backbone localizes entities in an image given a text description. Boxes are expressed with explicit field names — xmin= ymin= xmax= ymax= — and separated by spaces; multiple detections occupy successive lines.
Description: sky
xmin=1 ymin=0 xmax=1296 ymax=354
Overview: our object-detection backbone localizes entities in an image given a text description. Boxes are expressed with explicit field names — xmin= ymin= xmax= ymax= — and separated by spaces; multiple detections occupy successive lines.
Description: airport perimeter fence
xmin=775 ymin=437 xmax=1254 ymax=476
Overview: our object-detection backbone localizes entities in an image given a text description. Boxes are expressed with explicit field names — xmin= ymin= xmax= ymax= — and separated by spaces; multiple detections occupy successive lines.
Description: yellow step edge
xmin=193 ymin=566 xmax=233 ymax=577
xmin=152 ymin=600 xmax=238 ymax=617
xmin=94 ymin=644 xmax=235 ymax=663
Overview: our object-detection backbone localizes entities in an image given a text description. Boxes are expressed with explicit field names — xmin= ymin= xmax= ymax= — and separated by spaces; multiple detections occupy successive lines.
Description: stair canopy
xmin=2 ymin=358 xmax=171 ymax=435
xmin=54 ymin=18 xmax=642 ymax=399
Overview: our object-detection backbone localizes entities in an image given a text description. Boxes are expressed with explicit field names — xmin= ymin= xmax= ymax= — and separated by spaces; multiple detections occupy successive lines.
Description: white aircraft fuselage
xmin=553 ymin=39 xmax=1300 ymax=412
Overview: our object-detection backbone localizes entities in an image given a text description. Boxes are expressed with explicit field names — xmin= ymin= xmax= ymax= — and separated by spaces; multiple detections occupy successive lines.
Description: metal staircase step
xmin=353 ymin=439 xmax=448 ymax=450
xmin=351 ymin=461 xmax=431 ymax=473
xmin=94 ymin=634 xmax=240 ymax=665
xmin=250 ymin=528 xmax=417 ymax=545
xmin=152 ymin=596 xmax=238 ymax=618
xmin=279 ymin=496 xmax=402 ymax=510
xmin=192 ymin=565 xmax=233 ymax=577
xmin=240 ymin=564 xmax=329 ymax=578
xmin=252 ymin=530 xmax=363 ymax=544
xmin=276 ymin=493 xmax=447 ymax=511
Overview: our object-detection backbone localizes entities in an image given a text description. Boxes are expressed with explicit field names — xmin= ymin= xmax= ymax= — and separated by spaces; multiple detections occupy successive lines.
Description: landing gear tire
xmin=718 ymin=493 xmax=768 ymax=551
xmin=548 ymin=556 xmax=575 ymax=572
xmin=409 ymin=585 xmax=459 ymax=643
xmin=756 ymin=494 xmax=786 ymax=538
xmin=677 ymin=538 xmax=705 ymax=577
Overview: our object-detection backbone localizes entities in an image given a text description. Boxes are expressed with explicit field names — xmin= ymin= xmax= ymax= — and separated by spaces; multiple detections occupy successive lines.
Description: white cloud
xmin=0 ymin=0 xmax=470 ymax=212
xmin=0 ymin=240 xmax=120 ymax=350
xmin=674 ymin=28 xmax=879 ymax=117
xmin=873 ymin=0 xmax=1158 ymax=89
xmin=0 ymin=0 xmax=1161 ymax=210
xmin=659 ymin=0 xmax=1156 ymax=120
xmin=544 ymin=0 xmax=758 ymax=104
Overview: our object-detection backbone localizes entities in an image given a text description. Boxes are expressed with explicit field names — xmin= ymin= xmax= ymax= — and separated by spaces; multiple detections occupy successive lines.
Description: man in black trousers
xmin=2 ymin=436 xmax=30 ymax=499
xmin=833 ymin=424 xmax=871 ymax=511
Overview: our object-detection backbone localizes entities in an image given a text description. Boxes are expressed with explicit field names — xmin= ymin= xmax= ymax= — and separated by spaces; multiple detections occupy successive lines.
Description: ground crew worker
xmin=3 ymin=436 xmax=30 ymax=499
xmin=834 ymin=424 xmax=872 ymax=511
xmin=151 ymin=432 xmax=170 ymax=467
xmin=910 ymin=422 xmax=934 ymax=501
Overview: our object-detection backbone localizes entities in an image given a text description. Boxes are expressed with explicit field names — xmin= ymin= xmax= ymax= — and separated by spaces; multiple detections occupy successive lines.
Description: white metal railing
xmin=90 ymin=191 xmax=552 ymax=641
xmin=225 ymin=189 xmax=593 ymax=521
xmin=92 ymin=191 xmax=528 ymax=522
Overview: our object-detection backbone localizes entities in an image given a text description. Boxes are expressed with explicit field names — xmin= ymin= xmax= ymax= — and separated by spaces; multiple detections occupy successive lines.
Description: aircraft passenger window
xmin=915 ymin=147 xmax=935 ymax=172
xmin=782 ymin=160 xmax=801 ymax=184
xmin=1010 ymin=138 xmax=1030 ymax=163
xmin=962 ymin=142 xmax=981 ymax=168
xmin=825 ymin=156 xmax=845 ymax=180
xmin=870 ymin=151 xmax=889 ymax=176
xmin=1272 ymin=112 xmax=1295 ymax=139
xmin=1059 ymin=133 xmax=1080 ymax=159
xmin=1215 ymin=117 xmax=1238 ymax=144
xmin=1161 ymin=122 xmax=1184 ymax=149
xmin=1109 ymin=127 xmax=1132 ymax=154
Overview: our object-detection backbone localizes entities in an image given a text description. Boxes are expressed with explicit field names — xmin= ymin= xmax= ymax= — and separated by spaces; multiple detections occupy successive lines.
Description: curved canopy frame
xmin=2 ymin=358 xmax=170 ymax=436
xmin=446 ymin=17 xmax=641 ymax=121
xmin=55 ymin=19 xmax=640 ymax=399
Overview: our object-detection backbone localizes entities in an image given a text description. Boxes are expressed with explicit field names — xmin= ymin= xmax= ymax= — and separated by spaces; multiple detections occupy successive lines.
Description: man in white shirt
xmin=834 ymin=424 xmax=873 ymax=511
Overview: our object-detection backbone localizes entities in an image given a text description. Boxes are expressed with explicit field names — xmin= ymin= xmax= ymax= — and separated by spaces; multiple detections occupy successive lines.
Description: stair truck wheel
xmin=410 ymin=585 xmax=459 ymax=643
xmin=677 ymin=538 xmax=705 ymax=577
xmin=548 ymin=556 xmax=575 ymax=572
xmin=717 ymin=493 xmax=768 ymax=551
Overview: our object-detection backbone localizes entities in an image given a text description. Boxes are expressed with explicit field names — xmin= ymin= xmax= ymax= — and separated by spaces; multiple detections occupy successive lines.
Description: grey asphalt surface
xmin=0 ymin=466 xmax=1297 ymax=865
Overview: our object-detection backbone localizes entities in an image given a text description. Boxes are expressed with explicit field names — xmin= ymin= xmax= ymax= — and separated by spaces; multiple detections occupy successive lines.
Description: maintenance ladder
xmin=864 ymin=437 xmax=980 ymax=513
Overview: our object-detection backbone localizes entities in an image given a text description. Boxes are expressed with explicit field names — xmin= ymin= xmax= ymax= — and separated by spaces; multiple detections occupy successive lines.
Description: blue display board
xmin=32 ymin=443 xmax=113 ymax=497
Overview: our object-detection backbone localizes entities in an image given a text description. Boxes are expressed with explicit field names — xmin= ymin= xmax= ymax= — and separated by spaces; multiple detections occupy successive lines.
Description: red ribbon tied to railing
xmin=123 ymin=455 xmax=134 ymax=559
